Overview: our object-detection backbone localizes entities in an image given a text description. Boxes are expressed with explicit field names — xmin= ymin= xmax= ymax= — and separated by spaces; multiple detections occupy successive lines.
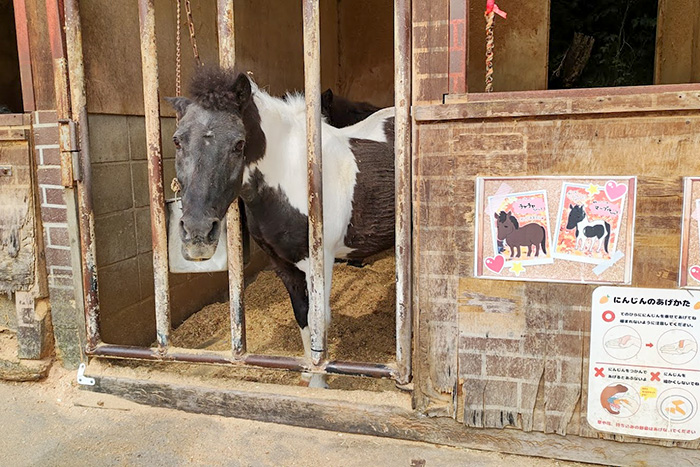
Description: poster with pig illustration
xmin=553 ymin=182 xmax=628 ymax=264
xmin=474 ymin=177 xmax=636 ymax=284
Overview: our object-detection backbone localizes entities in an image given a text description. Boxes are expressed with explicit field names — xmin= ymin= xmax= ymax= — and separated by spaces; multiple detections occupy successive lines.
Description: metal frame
xmin=62 ymin=0 xmax=413 ymax=383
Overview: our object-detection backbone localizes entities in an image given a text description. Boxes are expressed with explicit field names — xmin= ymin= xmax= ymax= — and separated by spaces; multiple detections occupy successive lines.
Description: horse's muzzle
xmin=181 ymin=241 xmax=219 ymax=261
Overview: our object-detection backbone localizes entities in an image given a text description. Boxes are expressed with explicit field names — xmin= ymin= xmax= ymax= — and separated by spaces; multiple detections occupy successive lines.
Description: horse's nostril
xmin=179 ymin=219 xmax=190 ymax=241
xmin=207 ymin=219 xmax=220 ymax=244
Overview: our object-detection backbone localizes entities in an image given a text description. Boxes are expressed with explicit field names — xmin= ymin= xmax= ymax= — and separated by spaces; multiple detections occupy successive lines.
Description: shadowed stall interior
xmin=80 ymin=0 xmax=394 ymax=347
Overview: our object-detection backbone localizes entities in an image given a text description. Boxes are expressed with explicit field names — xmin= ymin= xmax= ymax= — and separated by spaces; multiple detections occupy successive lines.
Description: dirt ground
xmin=0 ymin=365 xmax=593 ymax=467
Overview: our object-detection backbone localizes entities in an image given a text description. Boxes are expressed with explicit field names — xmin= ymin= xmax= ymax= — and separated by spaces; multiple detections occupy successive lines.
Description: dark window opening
xmin=548 ymin=0 xmax=659 ymax=89
xmin=0 ymin=0 xmax=23 ymax=113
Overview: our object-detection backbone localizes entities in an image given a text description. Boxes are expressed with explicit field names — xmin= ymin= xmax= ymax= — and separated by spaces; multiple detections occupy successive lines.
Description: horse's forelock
xmin=190 ymin=66 xmax=247 ymax=113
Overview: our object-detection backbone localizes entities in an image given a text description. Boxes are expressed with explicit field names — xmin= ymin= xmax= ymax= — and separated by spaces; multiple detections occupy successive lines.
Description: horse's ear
xmin=494 ymin=212 xmax=498 ymax=220
xmin=322 ymin=89 xmax=333 ymax=107
xmin=165 ymin=96 xmax=192 ymax=119
xmin=569 ymin=204 xmax=573 ymax=209
xmin=232 ymin=73 xmax=252 ymax=110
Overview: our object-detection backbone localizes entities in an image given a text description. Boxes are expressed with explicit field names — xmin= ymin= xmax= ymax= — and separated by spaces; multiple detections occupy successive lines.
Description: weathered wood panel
xmin=80 ymin=0 xmax=341 ymax=116
xmin=466 ymin=0 xmax=550 ymax=93
xmin=414 ymin=91 xmax=700 ymax=450
xmin=655 ymin=0 xmax=700 ymax=85
xmin=0 ymin=121 xmax=35 ymax=294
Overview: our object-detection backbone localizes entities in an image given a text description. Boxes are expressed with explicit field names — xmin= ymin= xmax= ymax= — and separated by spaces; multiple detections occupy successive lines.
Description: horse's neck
xmin=241 ymin=92 xmax=308 ymax=211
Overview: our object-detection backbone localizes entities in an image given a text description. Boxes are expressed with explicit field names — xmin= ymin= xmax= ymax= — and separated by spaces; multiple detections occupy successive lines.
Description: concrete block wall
xmin=88 ymin=114 xmax=228 ymax=346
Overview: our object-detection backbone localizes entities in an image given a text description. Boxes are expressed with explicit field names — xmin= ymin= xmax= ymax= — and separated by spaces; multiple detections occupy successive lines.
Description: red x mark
xmin=651 ymin=372 xmax=660 ymax=382
xmin=594 ymin=367 xmax=605 ymax=377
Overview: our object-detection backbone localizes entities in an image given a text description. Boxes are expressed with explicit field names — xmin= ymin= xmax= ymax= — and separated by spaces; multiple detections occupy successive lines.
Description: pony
xmin=494 ymin=211 xmax=547 ymax=258
xmin=565 ymin=204 xmax=610 ymax=253
xmin=166 ymin=67 xmax=395 ymax=387
xmin=321 ymin=89 xmax=381 ymax=128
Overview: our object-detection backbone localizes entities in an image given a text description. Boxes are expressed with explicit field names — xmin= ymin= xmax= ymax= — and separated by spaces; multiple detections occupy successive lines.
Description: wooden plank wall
xmin=655 ymin=0 xmax=700 ymax=85
xmin=79 ymin=0 xmax=340 ymax=116
xmin=414 ymin=97 xmax=700 ymax=450
xmin=466 ymin=0 xmax=550 ymax=93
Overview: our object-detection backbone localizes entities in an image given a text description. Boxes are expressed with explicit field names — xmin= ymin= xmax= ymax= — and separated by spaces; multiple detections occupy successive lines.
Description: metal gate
xmin=57 ymin=0 xmax=412 ymax=385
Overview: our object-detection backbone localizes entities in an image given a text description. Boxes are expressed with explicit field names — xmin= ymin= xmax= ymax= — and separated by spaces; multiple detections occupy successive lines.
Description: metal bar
xmin=64 ymin=0 xmax=101 ymax=350
xmin=302 ymin=0 xmax=327 ymax=367
xmin=137 ymin=0 xmax=171 ymax=349
xmin=89 ymin=343 xmax=396 ymax=379
xmin=12 ymin=0 xmax=36 ymax=111
xmin=394 ymin=0 xmax=413 ymax=385
xmin=216 ymin=0 xmax=246 ymax=356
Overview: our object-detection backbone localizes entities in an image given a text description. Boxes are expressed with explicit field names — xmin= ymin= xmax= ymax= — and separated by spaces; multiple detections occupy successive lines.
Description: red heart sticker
xmin=485 ymin=255 xmax=505 ymax=273
xmin=690 ymin=265 xmax=700 ymax=282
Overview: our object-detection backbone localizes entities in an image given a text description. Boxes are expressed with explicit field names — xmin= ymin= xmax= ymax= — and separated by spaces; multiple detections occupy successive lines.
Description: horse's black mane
xmin=189 ymin=66 xmax=244 ymax=113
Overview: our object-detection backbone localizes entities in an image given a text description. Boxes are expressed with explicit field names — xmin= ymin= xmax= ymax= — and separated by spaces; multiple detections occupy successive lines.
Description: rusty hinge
xmin=58 ymin=119 xmax=80 ymax=187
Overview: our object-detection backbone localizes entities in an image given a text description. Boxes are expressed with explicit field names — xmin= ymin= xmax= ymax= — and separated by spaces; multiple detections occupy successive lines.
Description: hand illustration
xmin=605 ymin=335 xmax=641 ymax=350
xmin=660 ymin=339 xmax=698 ymax=355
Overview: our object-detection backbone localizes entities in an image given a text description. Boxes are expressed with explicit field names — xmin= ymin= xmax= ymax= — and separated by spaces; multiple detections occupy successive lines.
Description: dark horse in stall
xmin=166 ymin=67 xmax=395 ymax=387
xmin=321 ymin=89 xmax=381 ymax=128
xmin=494 ymin=211 xmax=547 ymax=258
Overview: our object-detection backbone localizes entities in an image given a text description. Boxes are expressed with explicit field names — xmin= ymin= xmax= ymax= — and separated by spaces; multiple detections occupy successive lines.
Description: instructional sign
xmin=589 ymin=286 xmax=700 ymax=440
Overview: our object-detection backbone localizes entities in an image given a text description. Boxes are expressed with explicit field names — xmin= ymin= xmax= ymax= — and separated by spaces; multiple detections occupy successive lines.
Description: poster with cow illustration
xmin=474 ymin=176 xmax=636 ymax=284
xmin=552 ymin=182 xmax=627 ymax=264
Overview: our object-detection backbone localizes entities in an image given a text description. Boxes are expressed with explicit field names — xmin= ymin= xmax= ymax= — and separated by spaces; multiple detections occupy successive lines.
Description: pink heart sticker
xmin=605 ymin=181 xmax=627 ymax=201
xmin=690 ymin=265 xmax=700 ymax=282
xmin=485 ymin=255 xmax=505 ymax=274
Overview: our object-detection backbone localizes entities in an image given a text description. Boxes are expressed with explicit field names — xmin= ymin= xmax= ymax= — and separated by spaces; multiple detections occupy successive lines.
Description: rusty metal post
xmin=137 ymin=0 xmax=171 ymax=349
xmin=63 ymin=0 xmax=102 ymax=350
xmin=302 ymin=0 xmax=327 ymax=366
xmin=394 ymin=0 xmax=413 ymax=385
xmin=217 ymin=0 xmax=246 ymax=356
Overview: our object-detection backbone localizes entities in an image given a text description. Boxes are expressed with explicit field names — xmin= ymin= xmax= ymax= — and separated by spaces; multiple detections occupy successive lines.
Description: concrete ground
xmin=0 ymin=366 xmax=590 ymax=467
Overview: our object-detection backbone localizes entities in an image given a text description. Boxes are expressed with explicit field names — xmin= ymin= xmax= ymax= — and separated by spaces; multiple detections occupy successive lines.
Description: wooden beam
xmin=416 ymin=86 xmax=700 ymax=122
xmin=85 ymin=374 xmax=700 ymax=465
xmin=12 ymin=0 xmax=36 ymax=111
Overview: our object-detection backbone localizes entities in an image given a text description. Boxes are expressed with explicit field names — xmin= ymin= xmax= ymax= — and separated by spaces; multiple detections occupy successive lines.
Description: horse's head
xmin=495 ymin=210 xmax=518 ymax=240
xmin=166 ymin=69 xmax=259 ymax=261
xmin=321 ymin=89 xmax=381 ymax=128
xmin=566 ymin=204 xmax=585 ymax=230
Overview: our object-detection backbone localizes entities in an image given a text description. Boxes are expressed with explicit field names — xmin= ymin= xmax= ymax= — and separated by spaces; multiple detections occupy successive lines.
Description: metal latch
xmin=76 ymin=363 xmax=95 ymax=386
xmin=58 ymin=119 xmax=80 ymax=187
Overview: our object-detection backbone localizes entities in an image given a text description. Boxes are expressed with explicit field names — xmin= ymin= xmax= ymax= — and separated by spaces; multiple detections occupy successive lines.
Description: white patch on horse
xmin=248 ymin=88 xmax=394 ymax=262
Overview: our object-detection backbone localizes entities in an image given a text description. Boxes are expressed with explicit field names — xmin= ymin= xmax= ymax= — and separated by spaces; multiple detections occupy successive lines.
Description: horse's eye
xmin=173 ymin=136 xmax=181 ymax=149
xmin=234 ymin=140 xmax=245 ymax=153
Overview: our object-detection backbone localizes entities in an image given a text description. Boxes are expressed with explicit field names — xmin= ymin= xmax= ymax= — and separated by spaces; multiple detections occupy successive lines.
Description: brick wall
xmin=87 ymin=114 xmax=229 ymax=346
xmin=33 ymin=110 xmax=83 ymax=366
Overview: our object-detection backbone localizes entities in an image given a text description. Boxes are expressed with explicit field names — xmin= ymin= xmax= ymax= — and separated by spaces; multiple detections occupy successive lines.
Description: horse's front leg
xmin=299 ymin=252 xmax=335 ymax=389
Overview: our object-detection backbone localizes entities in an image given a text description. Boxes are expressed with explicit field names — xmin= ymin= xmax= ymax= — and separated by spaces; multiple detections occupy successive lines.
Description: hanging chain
xmin=485 ymin=10 xmax=495 ymax=93
xmin=185 ymin=0 xmax=202 ymax=67
xmin=175 ymin=0 xmax=182 ymax=96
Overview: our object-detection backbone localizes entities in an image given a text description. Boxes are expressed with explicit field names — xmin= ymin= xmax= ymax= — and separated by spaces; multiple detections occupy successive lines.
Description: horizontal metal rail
xmin=88 ymin=343 xmax=396 ymax=379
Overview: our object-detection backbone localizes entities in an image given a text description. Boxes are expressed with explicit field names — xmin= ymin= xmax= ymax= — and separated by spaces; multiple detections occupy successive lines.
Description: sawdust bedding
xmin=168 ymin=251 xmax=397 ymax=391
